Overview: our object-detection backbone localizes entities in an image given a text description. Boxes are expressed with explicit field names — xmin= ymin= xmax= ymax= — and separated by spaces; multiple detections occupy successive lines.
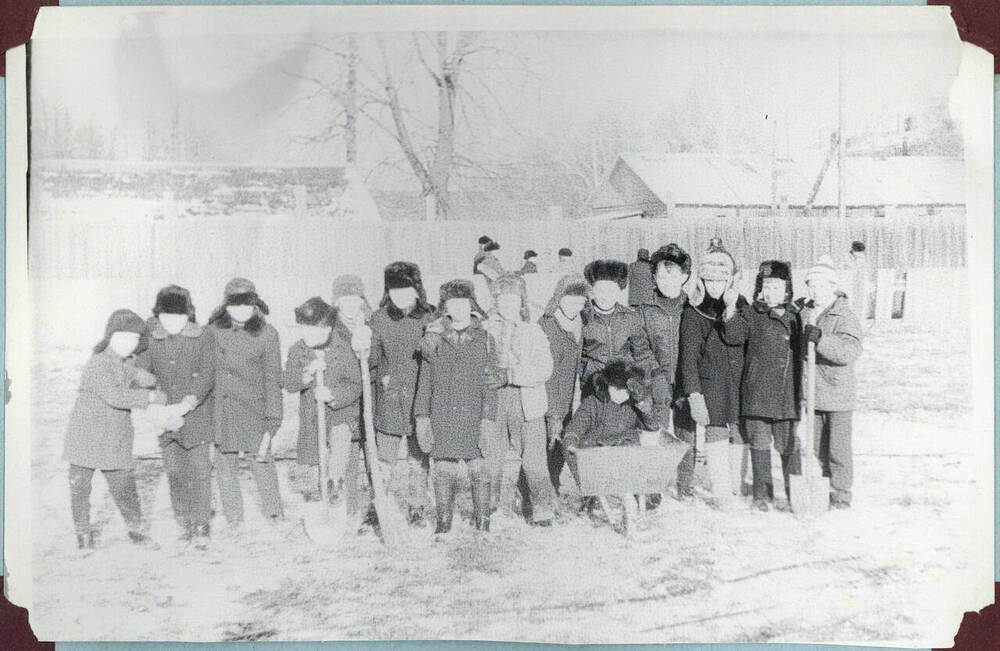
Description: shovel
xmin=358 ymin=350 xmax=406 ymax=546
xmin=790 ymin=310 xmax=831 ymax=516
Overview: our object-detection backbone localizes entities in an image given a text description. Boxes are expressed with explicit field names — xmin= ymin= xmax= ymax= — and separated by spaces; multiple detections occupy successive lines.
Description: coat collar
xmin=148 ymin=318 xmax=204 ymax=340
xmin=798 ymin=293 xmax=849 ymax=318
xmin=643 ymin=291 xmax=688 ymax=311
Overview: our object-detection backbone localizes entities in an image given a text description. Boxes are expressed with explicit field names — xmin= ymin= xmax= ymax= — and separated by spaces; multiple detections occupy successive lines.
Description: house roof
xmin=594 ymin=152 xmax=965 ymax=211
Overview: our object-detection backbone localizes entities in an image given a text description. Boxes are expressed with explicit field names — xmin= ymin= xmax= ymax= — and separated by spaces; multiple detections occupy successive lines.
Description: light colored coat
xmin=64 ymin=349 xmax=152 ymax=470
xmin=483 ymin=317 xmax=553 ymax=421
xmin=800 ymin=294 xmax=863 ymax=412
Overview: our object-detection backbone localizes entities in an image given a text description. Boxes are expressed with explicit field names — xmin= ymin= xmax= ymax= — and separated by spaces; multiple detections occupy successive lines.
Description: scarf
xmin=554 ymin=308 xmax=582 ymax=343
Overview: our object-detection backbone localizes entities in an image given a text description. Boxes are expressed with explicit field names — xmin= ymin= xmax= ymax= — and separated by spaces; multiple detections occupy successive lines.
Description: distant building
xmin=589 ymin=152 xmax=965 ymax=220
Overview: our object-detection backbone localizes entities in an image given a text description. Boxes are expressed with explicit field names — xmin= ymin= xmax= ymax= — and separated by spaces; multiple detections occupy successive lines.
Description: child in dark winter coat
xmin=580 ymin=259 xmax=656 ymax=388
xmin=369 ymin=261 xmax=437 ymax=525
xmin=799 ymin=255 xmax=863 ymax=509
xmin=676 ymin=241 xmax=748 ymax=508
xmin=135 ymin=286 xmax=216 ymax=546
xmin=208 ymin=277 xmax=284 ymax=525
xmin=64 ymin=309 xmax=164 ymax=549
xmin=721 ymin=261 xmax=802 ymax=511
xmin=562 ymin=360 xmax=659 ymax=452
xmin=414 ymin=279 xmax=501 ymax=534
xmin=282 ymin=296 xmax=363 ymax=507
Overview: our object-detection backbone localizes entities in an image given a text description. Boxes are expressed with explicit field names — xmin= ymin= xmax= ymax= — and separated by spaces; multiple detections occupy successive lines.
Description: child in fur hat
xmin=64 ymin=309 xmax=164 ymax=549
xmin=369 ymin=262 xmax=437 ymax=525
xmin=721 ymin=261 xmax=802 ymax=511
xmin=675 ymin=240 xmax=748 ymax=508
xmin=481 ymin=273 xmax=556 ymax=525
xmin=414 ymin=279 xmax=501 ymax=534
xmin=135 ymin=285 xmax=216 ymax=546
xmin=580 ymin=259 xmax=656 ymax=389
xmin=282 ymin=296 xmax=364 ymax=511
xmin=798 ymin=255 xmax=863 ymax=509
xmin=561 ymin=359 xmax=659 ymax=451
xmin=208 ymin=277 xmax=285 ymax=524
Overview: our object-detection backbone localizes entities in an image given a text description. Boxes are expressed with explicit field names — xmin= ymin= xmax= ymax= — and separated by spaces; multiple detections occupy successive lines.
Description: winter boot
xmin=471 ymin=479 xmax=492 ymax=532
xmin=128 ymin=530 xmax=155 ymax=547
xmin=179 ymin=522 xmax=194 ymax=543
xmin=750 ymin=449 xmax=772 ymax=502
xmin=76 ymin=534 xmax=89 ymax=550
xmin=433 ymin=473 xmax=456 ymax=535
xmin=781 ymin=452 xmax=801 ymax=502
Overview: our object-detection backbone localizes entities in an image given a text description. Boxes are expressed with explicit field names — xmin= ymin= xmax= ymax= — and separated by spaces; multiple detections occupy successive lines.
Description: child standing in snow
xmin=135 ymin=285 xmax=216 ymax=546
xmin=481 ymin=273 xmax=555 ymax=526
xmin=64 ymin=309 xmax=164 ymax=549
xmin=561 ymin=359 xmax=659 ymax=452
xmin=799 ymin=255 xmax=863 ymax=509
xmin=675 ymin=241 xmax=747 ymax=508
xmin=414 ymin=279 xmax=501 ymax=534
xmin=369 ymin=262 xmax=437 ymax=525
xmin=209 ymin=277 xmax=284 ymax=525
xmin=721 ymin=261 xmax=802 ymax=511
xmin=282 ymin=296 xmax=363 ymax=506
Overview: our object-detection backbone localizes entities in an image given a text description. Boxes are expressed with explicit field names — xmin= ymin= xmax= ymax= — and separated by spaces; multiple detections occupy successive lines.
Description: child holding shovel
xmin=720 ymin=261 xmax=802 ymax=512
xmin=282 ymin=296 xmax=363 ymax=505
xmin=64 ymin=309 xmax=164 ymax=549
xmin=799 ymin=255 xmax=863 ymax=509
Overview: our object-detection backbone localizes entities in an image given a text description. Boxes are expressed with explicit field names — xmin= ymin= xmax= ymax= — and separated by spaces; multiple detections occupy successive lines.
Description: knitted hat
xmin=544 ymin=274 xmax=591 ymax=316
xmin=491 ymin=273 xmax=529 ymax=321
xmin=851 ymin=241 xmax=866 ymax=253
xmin=94 ymin=309 xmax=148 ymax=353
xmin=153 ymin=284 xmax=195 ymax=318
xmin=478 ymin=235 xmax=493 ymax=246
xmin=523 ymin=249 xmax=537 ymax=260
xmin=698 ymin=239 xmax=737 ymax=282
xmin=637 ymin=248 xmax=650 ymax=262
xmin=294 ymin=296 xmax=333 ymax=326
xmin=558 ymin=247 xmax=573 ymax=257
xmin=806 ymin=255 xmax=839 ymax=286
xmin=584 ymin=259 xmax=629 ymax=289
xmin=649 ymin=243 xmax=691 ymax=275
xmin=484 ymin=240 xmax=500 ymax=253
xmin=331 ymin=275 xmax=366 ymax=304
xmin=438 ymin=278 xmax=485 ymax=316
xmin=755 ymin=260 xmax=793 ymax=303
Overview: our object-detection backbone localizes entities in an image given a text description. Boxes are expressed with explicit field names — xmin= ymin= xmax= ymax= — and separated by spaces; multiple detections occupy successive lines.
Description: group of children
xmin=64 ymin=238 xmax=863 ymax=549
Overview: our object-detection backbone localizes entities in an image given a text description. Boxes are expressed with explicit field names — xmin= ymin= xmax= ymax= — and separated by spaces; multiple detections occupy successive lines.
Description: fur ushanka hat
xmin=755 ymin=260 xmax=793 ymax=304
xmin=153 ymin=284 xmax=196 ymax=320
xmin=221 ymin=277 xmax=270 ymax=313
xmin=94 ymin=309 xmax=148 ymax=354
xmin=649 ymin=243 xmax=692 ymax=275
xmin=438 ymin=278 xmax=486 ymax=317
xmin=381 ymin=261 xmax=434 ymax=315
xmin=543 ymin=273 xmax=591 ymax=316
xmin=584 ymin=259 xmax=629 ymax=289
xmin=294 ymin=296 xmax=334 ymax=326
xmin=491 ymin=273 xmax=530 ymax=321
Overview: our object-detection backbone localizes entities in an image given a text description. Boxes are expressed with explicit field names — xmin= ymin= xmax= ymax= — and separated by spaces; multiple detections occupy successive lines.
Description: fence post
xmin=873 ymin=268 xmax=895 ymax=325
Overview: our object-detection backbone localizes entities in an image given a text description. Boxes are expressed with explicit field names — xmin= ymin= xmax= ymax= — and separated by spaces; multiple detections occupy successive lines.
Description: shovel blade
xmin=789 ymin=474 xmax=831 ymax=517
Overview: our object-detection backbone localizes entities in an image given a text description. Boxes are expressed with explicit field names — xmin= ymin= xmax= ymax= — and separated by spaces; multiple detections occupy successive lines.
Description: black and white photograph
xmin=3 ymin=4 xmax=994 ymax=644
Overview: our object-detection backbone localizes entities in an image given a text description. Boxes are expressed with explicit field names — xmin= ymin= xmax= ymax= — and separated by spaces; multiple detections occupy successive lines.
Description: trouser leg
xmin=186 ymin=444 xmax=212 ymax=527
xmin=674 ymin=425 xmax=696 ymax=496
xmin=730 ymin=424 xmax=750 ymax=496
xmin=161 ymin=441 xmax=188 ymax=529
xmin=214 ymin=449 xmax=245 ymax=525
xmin=468 ymin=458 xmax=491 ymax=531
xmin=826 ymin=411 xmax=854 ymax=505
xmin=69 ymin=464 xmax=96 ymax=536
xmin=102 ymin=468 xmax=144 ymax=533
xmin=328 ymin=423 xmax=353 ymax=488
xmin=432 ymin=459 xmax=459 ymax=534
xmin=745 ymin=419 xmax=773 ymax=502
xmin=344 ymin=439 xmax=367 ymax=518
xmin=249 ymin=449 xmax=283 ymax=518
xmin=479 ymin=413 xmax=508 ymax=513
xmin=518 ymin=417 xmax=555 ymax=522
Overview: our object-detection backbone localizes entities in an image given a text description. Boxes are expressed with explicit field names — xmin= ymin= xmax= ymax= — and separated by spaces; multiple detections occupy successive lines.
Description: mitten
xmin=134 ymin=368 xmax=157 ymax=389
xmin=415 ymin=417 xmax=434 ymax=454
xmin=314 ymin=385 xmax=334 ymax=404
xmin=688 ymin=392 xmax=710 ymax=426
xmin=148 ymin=390 xmax=168 ymax=406
xmin=545 ymin=416 xmax=563 ymax=450
xmin=804 ymin=324 xmax=822 ymax=345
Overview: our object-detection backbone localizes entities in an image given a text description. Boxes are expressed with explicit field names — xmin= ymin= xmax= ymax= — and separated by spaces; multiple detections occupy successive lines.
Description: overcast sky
xmin=29 ymin=6 xmax=963 ymax=190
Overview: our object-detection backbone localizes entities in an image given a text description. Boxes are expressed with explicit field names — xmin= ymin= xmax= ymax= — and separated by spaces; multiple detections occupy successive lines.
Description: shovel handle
xmin=314 ymin=366 xmax=329 ymax=506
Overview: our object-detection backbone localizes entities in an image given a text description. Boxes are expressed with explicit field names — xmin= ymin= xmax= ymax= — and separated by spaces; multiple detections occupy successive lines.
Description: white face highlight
xmin=608 ymin=385 xmax=630 ymax=404
xmin=654 ymin=262 xmax=686 ymax=298
xmin=301 ymin=324 xmax=332 ymax=348
xmin=591 ymin=281 xmax=620 ymax=311
xmin=495 ymin=293 xmax=522 ymax=322
xmin=226 ymin=305 xmax=255 ymax=323
xmin=445 ymin=298 xmax=472 ymax=327
xmin=158 ymin=313 xmax=189 ymax=335
xmin=808 ymin=278 xmax=838 ymax=306
xmin=108 ymin=331 xmax=140 ymax=358
xmin=336 ymin=296 xmax=365 ymax=321
xmin=559 ymin=294 xmax=587 ymax=318
xmin=703 ymin=279 xmax=729 ymax=299
xmin=759 ymin=278 xmax=787 ymax=308
xmin=388 ymin=287 xmax=417 ymax=312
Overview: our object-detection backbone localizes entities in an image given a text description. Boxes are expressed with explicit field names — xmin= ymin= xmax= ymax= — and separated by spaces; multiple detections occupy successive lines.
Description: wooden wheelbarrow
xmin=566 ymin=434 xmax=690 ymax=539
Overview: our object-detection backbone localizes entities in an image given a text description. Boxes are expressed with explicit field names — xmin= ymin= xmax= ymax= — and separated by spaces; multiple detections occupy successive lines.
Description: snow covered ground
xmin=24 ymin=322 xmax=989 ymax=644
